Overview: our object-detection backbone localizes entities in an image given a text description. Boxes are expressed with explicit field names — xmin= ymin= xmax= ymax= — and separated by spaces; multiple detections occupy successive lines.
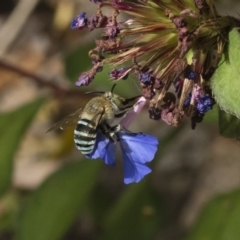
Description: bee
xmin=48 ymin=84 xmax=140 ymax=155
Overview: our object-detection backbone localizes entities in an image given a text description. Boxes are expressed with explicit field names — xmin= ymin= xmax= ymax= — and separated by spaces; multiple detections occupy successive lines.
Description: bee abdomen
xmin=74 ymin=119 xmax=97 ymax=155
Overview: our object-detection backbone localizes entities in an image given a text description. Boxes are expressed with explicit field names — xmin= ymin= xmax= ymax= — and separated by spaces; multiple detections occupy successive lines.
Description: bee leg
xmin=109 ymin=124 xmax=137 ymax=137
xmin=107 ymin=124 xmax=119 ymax=143
xmin=109 ymin=124 xmax=139 ymax=139
xmin=108 ymin=125 xmax=121 ymax=141
xmin=109 ymin=124 xmax=121 ymax=133
xmin=100 ymin=124 xmax=117 ymax=143
xmin=116 ymin=125 xmax=138 ymax=136
xmin=109 ymin=132 xmax=118 ymax=142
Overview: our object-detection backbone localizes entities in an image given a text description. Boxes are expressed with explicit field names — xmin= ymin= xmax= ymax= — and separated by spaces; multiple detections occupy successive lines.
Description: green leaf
xmin=212 ymin=28 xmax=240 ymax=118
xmin=218 ymin=108 xmax=240 ymax=138
xmin=102 ymin=181 xmax=163 ymax=240
xmin=16 ymin=160 xmax=101 ymax=240
xmin=187 ymin=189 xmax=240 ymax=240
xmin=0 ymin=98 xmax=45 ymax=196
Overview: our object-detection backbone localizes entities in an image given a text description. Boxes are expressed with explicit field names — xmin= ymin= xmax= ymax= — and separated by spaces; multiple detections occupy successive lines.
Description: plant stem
xmin=0 ymin=59 xmax=83 ymax=98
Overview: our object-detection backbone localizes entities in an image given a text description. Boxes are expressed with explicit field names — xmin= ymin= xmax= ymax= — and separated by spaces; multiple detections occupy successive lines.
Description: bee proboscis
xmin=48 ymin=85 xmax=140 ymax=155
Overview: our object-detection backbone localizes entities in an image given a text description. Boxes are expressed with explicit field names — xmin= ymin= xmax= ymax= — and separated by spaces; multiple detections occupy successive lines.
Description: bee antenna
xmin=85 ymin=91 xmax=105 ymax=95
xmin=111 ymin=84 xmax=117 ymax=93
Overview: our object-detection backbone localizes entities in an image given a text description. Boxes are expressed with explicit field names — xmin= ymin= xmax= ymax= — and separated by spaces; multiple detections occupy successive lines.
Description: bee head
xmin=106 ymin=84 xmax=140 ymax=111
xmin=104 ymin=84 xmax=120 ymax=98
xmin=99 ymin=84 xmax=125 ymax=110
xmin=85 ymin=84 xmax=140 ymax=111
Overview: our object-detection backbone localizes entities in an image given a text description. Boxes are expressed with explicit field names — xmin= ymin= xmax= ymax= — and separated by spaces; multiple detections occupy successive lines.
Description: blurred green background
xmin=0 ymin=0 xmax=240 ymax=240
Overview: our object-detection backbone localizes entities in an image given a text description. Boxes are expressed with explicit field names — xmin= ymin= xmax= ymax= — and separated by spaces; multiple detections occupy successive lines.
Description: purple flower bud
xmin=196 ymin=95 xmax=212 ymax=114
xmin=109 ymin=69 xmax=119 ymax=80
xmin=71 ymin=12 xmax=88 ymax=30
xmin=110 ymin=67 xmax=128 ymax=80
xmin=75 ymin=72 xmax=94 ymax=86
xmin=184 ymin=65 xmax=197 ymax=81
xmin=105 ymin=23 xmax=121 ymax=38
xmin=138 ymin=70 xmax=153 ymax=84
xmin=193 ymin=83 xmax=202 ymax=101
xmin=188 ymin=71 xmax=197 ymax=80
xmin=88 ymin=14 xmax=108 ymax=31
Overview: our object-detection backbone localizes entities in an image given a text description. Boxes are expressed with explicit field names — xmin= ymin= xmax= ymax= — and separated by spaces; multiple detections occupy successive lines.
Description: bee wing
xmin=47 ymin=108 xmax=83 ymax=132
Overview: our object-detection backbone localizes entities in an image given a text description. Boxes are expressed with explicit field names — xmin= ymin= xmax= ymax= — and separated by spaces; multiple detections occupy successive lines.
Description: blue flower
xmin=86 ymin=131 xmax=116 ymax=166
xmin=86 ymin=131 xmax=158 ymax=184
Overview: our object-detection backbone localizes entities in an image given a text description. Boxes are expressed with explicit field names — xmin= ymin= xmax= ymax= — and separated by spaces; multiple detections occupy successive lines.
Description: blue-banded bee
xmin=48 ymin=85 xmax=140 ymax=155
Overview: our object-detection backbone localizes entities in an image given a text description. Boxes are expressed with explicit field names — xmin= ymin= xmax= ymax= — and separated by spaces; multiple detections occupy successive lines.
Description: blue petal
xmin=122 ymin=150 xmax=152 ymax=184
xmin=119 ymin=132 xmax=159 ymax=184
xmin=86 ymin=131 xmax=116 ymax=166
xmin=119 ymin=132 xmax=158 ymax=163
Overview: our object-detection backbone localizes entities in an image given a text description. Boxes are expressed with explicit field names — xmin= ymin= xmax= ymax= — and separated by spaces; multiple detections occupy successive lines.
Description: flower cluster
xmin=71 ymin=0 xmax=232 ymax=128
xmin=86 ymin=130 xmax=158 ymax=184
